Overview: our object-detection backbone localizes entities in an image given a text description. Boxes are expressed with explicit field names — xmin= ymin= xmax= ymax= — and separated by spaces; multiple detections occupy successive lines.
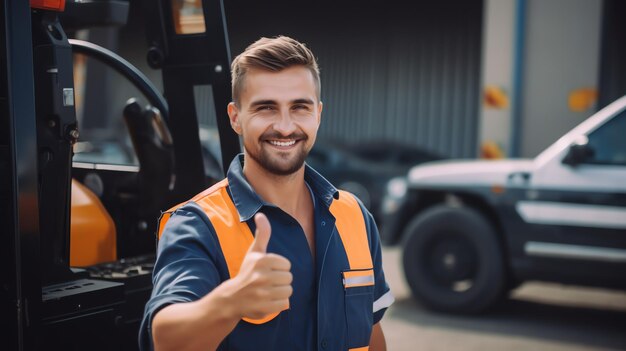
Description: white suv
xmin=380 ymin=96 xmax=626 ymax=313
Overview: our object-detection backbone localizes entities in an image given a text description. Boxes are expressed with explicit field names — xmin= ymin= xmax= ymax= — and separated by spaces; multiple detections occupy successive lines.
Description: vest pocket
xmin=343 ymin=269 xmax=374 ymax=350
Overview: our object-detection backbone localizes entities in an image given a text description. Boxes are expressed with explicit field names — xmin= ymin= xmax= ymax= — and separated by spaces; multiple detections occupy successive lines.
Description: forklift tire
xmin=402 ymin=205 xmax=505 ymax=314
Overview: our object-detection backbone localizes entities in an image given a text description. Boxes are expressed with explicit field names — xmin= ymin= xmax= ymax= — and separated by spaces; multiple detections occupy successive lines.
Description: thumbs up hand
xmin=229 ymin=212 xmax=293 ymax=320
xmin=248 ymin=212 xmax=273 ymax=254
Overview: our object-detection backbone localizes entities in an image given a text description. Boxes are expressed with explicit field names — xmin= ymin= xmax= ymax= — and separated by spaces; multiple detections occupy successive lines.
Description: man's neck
xmin=242 ymin=155 xmax=309 ymax=217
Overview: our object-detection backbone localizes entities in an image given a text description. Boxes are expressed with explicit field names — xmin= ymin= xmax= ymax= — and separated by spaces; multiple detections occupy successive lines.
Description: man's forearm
xmin=152 ymin=281 xmax=240 ymax=351
xmin=152 ymin=213 xmax=292 ymax=351
xmin=369 ymin=322 xmax=387 ymax=351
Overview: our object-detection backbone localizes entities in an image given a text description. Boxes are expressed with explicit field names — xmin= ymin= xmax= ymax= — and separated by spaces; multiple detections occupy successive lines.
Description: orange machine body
xmin=69 ymin=179 xmax=117 ymax=266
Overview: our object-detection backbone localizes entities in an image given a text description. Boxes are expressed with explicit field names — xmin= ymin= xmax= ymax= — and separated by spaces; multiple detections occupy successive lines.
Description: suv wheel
xmin=402 ymin=205 xmax=505 ymax=313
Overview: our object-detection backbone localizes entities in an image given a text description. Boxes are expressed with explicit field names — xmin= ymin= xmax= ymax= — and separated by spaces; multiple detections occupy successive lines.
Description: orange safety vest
xmin=157 ymin=179 xmax=374 ymax=327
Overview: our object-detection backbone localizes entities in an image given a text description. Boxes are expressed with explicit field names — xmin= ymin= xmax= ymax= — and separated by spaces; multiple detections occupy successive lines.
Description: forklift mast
xmin=1 ymin=0 xmax=240 ymax=349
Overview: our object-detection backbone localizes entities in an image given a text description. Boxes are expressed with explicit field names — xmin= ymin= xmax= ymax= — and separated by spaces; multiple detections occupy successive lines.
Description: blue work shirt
xmin=139 ymin=155 xmax=393 ymax=350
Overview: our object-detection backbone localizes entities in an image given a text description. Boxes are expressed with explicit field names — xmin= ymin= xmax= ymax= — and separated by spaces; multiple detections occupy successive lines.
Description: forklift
xmin=1 ymin=0 xmax=240 ymax=349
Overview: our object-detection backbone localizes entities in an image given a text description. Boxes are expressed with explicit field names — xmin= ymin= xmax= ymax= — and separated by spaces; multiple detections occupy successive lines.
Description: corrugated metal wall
xmin=224 ymin=1 xmax=483 ymax=158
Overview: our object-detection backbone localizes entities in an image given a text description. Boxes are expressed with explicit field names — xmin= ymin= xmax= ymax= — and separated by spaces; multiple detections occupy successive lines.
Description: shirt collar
xmin=227 ymin=154 xmax=339 ymax=222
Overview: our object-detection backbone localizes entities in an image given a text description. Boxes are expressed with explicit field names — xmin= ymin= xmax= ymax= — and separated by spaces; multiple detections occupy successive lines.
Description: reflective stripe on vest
xmin=157 ymin=180 xmax=373 ymax=323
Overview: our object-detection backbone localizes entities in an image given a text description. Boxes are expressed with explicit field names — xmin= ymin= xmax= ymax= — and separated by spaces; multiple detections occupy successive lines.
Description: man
xmin=139 ymin=36 xmax=393 ymax=351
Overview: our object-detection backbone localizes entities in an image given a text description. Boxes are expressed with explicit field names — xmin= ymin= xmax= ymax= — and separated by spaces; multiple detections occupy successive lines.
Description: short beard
xmin=245 ymin=132 xmax=309 ymax=176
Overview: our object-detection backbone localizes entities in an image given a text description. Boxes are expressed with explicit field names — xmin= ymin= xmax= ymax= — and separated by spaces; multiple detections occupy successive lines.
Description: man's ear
xmin=317 ymin=101 xmax=323 ymax=125
xmin=227 ymin=102 xmax=242 ymax=135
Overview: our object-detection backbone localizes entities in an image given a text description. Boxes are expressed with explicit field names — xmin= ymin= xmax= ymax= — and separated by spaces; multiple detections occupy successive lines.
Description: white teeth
xmin=269 ymin=140 xmax=296 ymax=147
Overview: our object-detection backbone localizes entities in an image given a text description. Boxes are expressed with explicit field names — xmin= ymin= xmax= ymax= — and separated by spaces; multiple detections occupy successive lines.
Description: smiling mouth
xmin=268 ymin=140 xmax=297 ymax=147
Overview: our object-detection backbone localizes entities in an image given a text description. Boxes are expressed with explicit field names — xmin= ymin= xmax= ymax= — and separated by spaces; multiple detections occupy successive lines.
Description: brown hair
xmin=230 ymin=36 xmax=320 ymax=107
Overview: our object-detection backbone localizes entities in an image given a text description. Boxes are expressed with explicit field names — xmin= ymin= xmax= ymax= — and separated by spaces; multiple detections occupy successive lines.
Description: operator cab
xmin=1 ymin=0 xmax=240 ymax=349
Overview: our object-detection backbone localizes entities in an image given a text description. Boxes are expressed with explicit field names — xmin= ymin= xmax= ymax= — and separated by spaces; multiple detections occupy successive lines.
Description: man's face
xmin=228 ymin=66 xmax=322 ymax=176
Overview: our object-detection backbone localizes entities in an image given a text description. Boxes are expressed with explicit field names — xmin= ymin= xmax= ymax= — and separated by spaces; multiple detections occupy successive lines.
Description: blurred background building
xmin=76 ymin=0 xmax=625 ymax=160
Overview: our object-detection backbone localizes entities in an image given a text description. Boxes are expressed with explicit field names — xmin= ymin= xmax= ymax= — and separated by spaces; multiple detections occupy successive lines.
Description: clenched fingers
xmin=267 ymin=271 xmax=292 ymax=286
xmin=266 ymin=298 xmax=290 ymax=312
xmin=263 ymin=253 xmax=291 ymax=271
xmin=270 ymin=285 xmax=293 ymax=299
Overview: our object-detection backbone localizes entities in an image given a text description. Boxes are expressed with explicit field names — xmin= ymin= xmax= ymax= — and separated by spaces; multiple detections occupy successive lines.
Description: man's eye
xmin=256 ymin=106 xmax=274 ymax=111
xmin=293 ymin=104 xmax=310 ymax=110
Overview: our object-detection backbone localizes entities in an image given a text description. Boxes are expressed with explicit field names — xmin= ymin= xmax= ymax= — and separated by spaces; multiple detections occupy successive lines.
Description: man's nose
xmin=273 ymin=110 xmax=297 ymax=135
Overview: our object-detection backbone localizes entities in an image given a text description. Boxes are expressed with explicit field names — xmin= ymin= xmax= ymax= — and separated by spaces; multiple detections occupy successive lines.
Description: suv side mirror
xmin=562 ymin=137 xmax=594 ymax=166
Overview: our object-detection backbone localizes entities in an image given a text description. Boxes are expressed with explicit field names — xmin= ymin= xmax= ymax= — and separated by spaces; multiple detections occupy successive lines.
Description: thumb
xmin=250 ymin=212 xmax=271 ymax=253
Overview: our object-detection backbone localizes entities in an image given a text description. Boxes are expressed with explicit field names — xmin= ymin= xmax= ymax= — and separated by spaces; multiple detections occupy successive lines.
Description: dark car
xmin=306 ymin=140 xmax=437 ymax=223
xmin=346 ymin=140 xmax=442 ymax=171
